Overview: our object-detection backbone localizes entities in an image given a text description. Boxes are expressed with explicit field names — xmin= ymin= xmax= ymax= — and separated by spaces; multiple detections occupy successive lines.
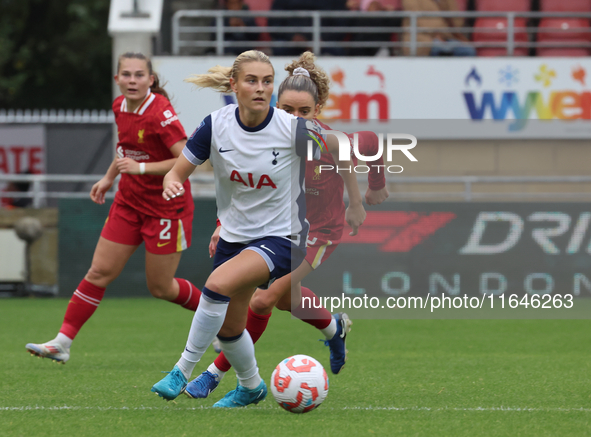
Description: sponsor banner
xmin=300 ymin=202 xmax=591 ymax=319
xmin=153 ymin=57 xmax=591 ymax=139
xmin=0 ymin=125 xmax=46 ymax=190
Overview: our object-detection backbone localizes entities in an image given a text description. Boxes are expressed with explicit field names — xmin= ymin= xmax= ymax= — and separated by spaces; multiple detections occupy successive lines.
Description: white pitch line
xmin=1 ymin=406 xmax=591 ymax=412
xmin=342 ymin=407 xmax=591 ymax=412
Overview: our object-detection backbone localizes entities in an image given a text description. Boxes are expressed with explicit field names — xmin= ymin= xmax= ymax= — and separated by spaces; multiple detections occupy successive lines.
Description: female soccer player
xmin=184 ymin=51 xmax=389 ymax=399
xmin=25 ymin=52 xmax=201 ymax=364
xmin=151 ymin=50 xmax=366 ymax=407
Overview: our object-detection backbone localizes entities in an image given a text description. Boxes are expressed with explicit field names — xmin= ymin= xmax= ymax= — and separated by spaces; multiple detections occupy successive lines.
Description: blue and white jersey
xmin=183 ymin=104 xmax=322 ymax=244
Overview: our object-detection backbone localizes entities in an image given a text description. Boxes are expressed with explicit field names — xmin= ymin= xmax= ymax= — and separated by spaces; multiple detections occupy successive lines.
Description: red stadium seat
xmin=538 ymin=18 xmax=591 ymax=41
xmin=473 ymin=17 xmax=529 ymax=55
xmin=477 ymin=47 xmax=529 ymax=55
xmin=455 ymin=0 xmax=468 ymax=10
xmin=476 ymin=0 xmax=531 ymax=11
xmin=242 ymin=0 xmax=273 ymax=40
xmin=540 ymin=0 xmax=591 ymax=12
xmin=537 ymin=18 xmax=591 ymax=54
xmin=243 ymin=0 xmax=272 ymax=10
xmin=537 ymin=47 xmax=591 ymax=55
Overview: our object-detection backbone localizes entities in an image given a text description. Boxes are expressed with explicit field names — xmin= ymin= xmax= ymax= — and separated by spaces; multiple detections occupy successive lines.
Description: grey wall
xmin=45 ymin=124 xmax=114 ymax=206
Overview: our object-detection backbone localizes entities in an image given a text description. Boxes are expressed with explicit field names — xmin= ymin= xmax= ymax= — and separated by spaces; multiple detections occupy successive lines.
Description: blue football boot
xmin=151 ymin=365 xmax=187 ymax=401
xmin=212 ymin=380 xmax=267 ymax=408
xmin=184 ymin=370 xmax=221 ymax=399
xmin=324 ymin=312 xmax=352 ymax=374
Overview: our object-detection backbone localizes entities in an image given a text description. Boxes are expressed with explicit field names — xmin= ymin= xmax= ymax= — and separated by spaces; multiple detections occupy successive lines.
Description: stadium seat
xmin=476 ymin=0 xmax=531 ymax=11
xmin=455 ymin=0 xmax=468 ymax=10
xmin=243 ymin=0 xmax=272 ymax=11
xmin=540 ymin=0 xmax=591 ymax=12
xmin=473 ymin=17 xmax=529 ymax=55
xmin=537 ymin=18 xmax=591 ymax=55
xmin=477 ymin=47 xmax=528 ymax=56
xmin=243 ymin=0 xmax=273 ymax=40
xmin=537 ymin=47 xmax=591 ymax=55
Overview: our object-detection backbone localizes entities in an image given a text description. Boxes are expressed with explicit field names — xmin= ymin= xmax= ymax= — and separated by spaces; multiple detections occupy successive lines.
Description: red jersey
xmin=112 ymin=92 xmax=193 ymax=219
xmin=305 ymin=120 xmax=385 ymax=235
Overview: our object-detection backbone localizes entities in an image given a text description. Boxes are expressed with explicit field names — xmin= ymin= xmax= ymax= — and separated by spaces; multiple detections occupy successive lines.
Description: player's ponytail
xmin=185 ymin=50 xmax=273 ymax=93
xmin=279 ymin=51 xmax=330 ymax=112
xmin=150 ymin=72 xmax=169 ymax=100
xmin=116 ymin=52 xmax=170 ymax=100
xmin=185 ymin=65 xmax=233 ymax=92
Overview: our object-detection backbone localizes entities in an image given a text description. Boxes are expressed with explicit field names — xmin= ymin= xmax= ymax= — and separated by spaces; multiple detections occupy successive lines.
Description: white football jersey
xmin=184 ymin=105 xmax=321 ymax=244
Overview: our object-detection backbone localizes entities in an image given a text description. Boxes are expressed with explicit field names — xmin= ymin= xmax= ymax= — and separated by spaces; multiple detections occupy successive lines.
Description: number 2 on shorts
xmin=160 ymin=219 xmax=171 ymax=240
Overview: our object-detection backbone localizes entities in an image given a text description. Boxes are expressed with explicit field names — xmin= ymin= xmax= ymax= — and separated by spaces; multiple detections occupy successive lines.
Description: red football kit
xmin=102 ymin=92 xmax=194 ymax=254
xmin=304 ymin=119 xmax=385 ymax=268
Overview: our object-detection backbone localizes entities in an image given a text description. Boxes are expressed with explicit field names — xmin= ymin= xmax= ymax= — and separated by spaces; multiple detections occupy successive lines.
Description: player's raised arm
xmin=354 ymin=131 xmax=389 ymax=206
xmin=324 ymin=134 xmax=366 ymax=236
xmin=117 ymin=139 xmax=187 ymax=176
xmin=90 ymin=157 xmax=120 ymax=205
xmin=164 ymin=113 xmax=213 ymax=201
xmin=162 ymin=153 xmax=195 ymax=201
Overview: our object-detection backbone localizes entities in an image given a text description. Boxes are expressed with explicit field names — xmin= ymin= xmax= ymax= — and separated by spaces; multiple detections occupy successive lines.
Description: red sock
xmin=172 ymin=278 xmax=201 ymax=311
xmin=214 ymin=307 xmax=272 ymax=372
xmin=59 ymin=279 xmax=106 ymax=340
xmin=245 ymin=306 xmax=272 ymax=343
xmin=292 ymin=287 xmax=332 ymax=330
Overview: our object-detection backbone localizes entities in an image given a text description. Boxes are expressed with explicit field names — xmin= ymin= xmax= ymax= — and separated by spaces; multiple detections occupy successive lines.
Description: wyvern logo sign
xmin=306 ymin=129 xmax=418 ymax=174
xmin=463 ymin=64 xmax=591 ymax=131
xmin=340 ymin=211 xmax=456 ymax=252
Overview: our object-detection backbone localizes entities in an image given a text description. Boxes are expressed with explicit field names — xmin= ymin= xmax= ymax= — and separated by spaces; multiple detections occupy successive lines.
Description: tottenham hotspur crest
xmin=272 ymin=149 xmax=279 ymax=165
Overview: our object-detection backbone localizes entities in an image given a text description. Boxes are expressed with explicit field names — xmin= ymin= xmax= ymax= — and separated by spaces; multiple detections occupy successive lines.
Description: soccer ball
xmin=270 ymin=354 xmax=329 ymax=413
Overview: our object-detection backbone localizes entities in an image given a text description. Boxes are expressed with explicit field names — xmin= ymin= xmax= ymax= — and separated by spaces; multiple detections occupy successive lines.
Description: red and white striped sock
xmin=172 ymin=278 xmax=201 ymax=311
xmin=293 ymin=287 xmax=335 ymax=338
xmin=59 ymin=279 xmax=106 ymax=342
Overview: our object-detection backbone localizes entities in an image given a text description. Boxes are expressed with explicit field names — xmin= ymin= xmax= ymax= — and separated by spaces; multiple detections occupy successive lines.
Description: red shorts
xmin=101 ymin=201 xmax=192 ymax=255
xmin=304 ymin=229 xmax=342 ymax=270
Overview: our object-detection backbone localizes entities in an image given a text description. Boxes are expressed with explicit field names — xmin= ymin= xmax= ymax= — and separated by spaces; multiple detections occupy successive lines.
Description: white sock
xmin=320 ymin=318 xmax=337 ymax=340
xmin=176 ymin=293 xmax=229 ymax=380
xmin=220 ymin=330 xmax=261 ymax=389
xmin=207 ymin=363 xmax=226 ymax=380
xmin=55 ymin=333 xmax=72 ymax=349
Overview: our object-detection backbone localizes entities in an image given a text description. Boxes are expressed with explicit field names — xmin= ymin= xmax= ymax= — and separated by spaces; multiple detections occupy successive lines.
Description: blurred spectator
xmin=347 ymin=0 xmax=400 ymax=56
xmin=360 ymin=0 xmax=397 ymax=10
xmin=402 ymin=0 xmax=475 ymax=56
xmin=1 ymin=171 xmax=32 ymax=209
xmin=220 ymin=0 xmax=261 ymax=55
xmin=269 ymin=0 xmax=348 ymax=56
xmin=321 ymin=0 xmax=349 ymax=56
xmin=269 ymin=0 xmax=315 ymax=56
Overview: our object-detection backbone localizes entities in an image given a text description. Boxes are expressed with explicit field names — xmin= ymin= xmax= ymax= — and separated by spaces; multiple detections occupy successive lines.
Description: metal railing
xmin=172 ymin=10 xmax=591 ymax=56
xmin=3 ymin=173 xmax=591 ymax=205
xmin=0 ymin=109 xmax=113 ymax=124
xmin=382 ymin=175 xmax=591 ymax=202
xmin=0 ymin=173 xmax=218 ymax=207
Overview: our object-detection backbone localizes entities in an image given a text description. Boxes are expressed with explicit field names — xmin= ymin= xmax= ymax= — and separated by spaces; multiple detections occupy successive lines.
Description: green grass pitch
xmin=2 ymin=298 xmax=591 ymax=436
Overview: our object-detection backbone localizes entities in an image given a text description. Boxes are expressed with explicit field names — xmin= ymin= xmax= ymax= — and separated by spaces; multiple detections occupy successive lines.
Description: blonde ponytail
xmin=185 ymin=50 xmax=273 ymax=93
